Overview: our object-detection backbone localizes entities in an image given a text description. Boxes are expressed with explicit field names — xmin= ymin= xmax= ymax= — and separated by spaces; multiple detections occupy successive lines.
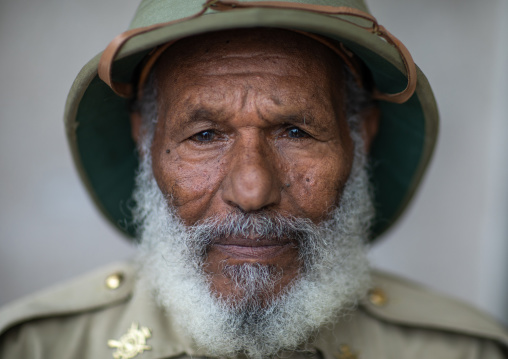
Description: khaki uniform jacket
xmin=0 ymin=261 xmax=507 ymax=359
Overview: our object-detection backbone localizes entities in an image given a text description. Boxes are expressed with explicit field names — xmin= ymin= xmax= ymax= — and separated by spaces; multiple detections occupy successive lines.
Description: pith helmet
xmin=65 ymin=0 xmax=438 ymax=242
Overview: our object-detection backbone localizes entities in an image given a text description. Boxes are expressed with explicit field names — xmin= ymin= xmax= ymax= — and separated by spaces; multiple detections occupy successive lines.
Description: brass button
xmin=368 ymin=287 xmax=387 ymax=306
xmin=105 ymin=273 xmax=124 ymax=290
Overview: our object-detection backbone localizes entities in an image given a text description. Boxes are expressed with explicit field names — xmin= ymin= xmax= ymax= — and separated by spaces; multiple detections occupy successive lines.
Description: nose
xmin=221 ymin=136 xmax=281 ymax=212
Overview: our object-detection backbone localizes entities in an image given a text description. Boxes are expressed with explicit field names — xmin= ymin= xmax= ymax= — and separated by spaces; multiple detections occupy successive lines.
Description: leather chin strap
xmin=98 ymin=0 xmax=417 ymax=104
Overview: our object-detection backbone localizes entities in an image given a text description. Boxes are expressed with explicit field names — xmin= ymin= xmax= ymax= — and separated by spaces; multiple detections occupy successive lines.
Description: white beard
xmin=133 ymin=133 xmax=374 ymax=359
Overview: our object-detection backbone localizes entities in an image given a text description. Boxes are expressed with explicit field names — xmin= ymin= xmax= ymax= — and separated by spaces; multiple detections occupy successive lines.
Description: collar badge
xmin=108 ymin=322 xmax=152 ymax=359
xmin=335 ymin=344 xmax=358 ymax=359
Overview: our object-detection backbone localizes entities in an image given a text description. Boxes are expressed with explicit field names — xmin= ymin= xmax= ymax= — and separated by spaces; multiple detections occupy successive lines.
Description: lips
xmin=210 ymin=237 xmax=296 ymax=260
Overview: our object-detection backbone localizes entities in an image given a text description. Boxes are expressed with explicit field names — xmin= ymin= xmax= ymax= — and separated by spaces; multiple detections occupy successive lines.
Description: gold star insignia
xmin=334 ymin=344 xmax=358 ymax=359
xmin=108 ymin=323 xmax=152 ymax=359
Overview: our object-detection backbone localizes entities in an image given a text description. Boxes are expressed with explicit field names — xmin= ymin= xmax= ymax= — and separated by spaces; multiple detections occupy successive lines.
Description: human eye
xmin=189 ymin=130 xmax=217 ymax=143
xmin=285 ymin=126 xmax=310 ymax=139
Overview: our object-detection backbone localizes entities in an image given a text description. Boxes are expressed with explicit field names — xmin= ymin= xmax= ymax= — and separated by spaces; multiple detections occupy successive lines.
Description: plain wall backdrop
xmin=1 ymin=0 xmax=507 ymax=325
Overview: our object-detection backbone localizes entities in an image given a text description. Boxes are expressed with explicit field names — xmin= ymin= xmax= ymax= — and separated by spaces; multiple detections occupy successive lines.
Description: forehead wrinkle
xmin=155 ymin=29 xmax=347 ymax=131
xmin=156 ymin=28 xmax=346 ymax=83
xmin=188 ymin=54 xmax=310 ymax=77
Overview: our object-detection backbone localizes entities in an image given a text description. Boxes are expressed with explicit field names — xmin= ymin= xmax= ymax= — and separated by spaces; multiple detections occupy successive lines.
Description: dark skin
xmin=131 ymin=29 xmax=379 ymax=302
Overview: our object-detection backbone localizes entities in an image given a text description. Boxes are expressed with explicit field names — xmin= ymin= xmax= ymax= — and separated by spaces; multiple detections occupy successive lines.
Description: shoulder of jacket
xmin=0 ymin=260 xmax=136 ymax=337
xmin=362 ymin=269 xmax=508 ymax=348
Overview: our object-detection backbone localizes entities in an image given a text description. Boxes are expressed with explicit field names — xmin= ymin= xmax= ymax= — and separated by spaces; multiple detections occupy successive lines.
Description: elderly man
xmin=1 ymin=0 xmax=507 ymax=358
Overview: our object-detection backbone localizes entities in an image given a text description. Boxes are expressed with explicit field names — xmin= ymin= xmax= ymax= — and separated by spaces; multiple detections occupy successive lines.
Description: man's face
xmin=147 ymin=29 xmax=359 ymax=301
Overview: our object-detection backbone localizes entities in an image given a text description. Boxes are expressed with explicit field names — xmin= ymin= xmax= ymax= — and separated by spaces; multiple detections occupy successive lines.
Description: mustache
xmin=186 ymin=211 xmax=320 ymax=246
xmin=181 ymin=211 xmax=326 ymax=270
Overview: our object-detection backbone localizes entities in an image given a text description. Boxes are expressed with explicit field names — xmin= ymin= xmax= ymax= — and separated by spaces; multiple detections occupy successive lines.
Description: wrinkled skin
xmin=131 ymin=29 xmax=378 ymax=301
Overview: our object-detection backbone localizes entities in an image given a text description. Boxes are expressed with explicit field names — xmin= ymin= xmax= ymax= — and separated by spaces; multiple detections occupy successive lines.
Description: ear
xmin=130 ymin=110 xmax=143 ymax=148
xmin=359 ymin=106 xmax=380 ymax=154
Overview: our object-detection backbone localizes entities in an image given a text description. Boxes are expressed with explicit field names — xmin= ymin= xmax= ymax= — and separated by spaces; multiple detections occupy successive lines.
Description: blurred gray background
xmin=1 ymin=0 xmax=507 ymax=325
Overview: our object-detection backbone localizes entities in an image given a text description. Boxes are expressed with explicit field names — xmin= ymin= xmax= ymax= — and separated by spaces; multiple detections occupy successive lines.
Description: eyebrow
xmin=176 ymin=106 xmax=318 ymax=129
xmin=177 ymin=107 xmax=231 ymax=128
xmin=257 ymin=108 xmax=316 ymax=126
xmin=278 ymin=113 xmax=316 ymax=126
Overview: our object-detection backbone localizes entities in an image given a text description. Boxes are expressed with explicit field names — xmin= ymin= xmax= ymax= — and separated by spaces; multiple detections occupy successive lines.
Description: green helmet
xmin=64 ymin=0 xmax=438 ymax=242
